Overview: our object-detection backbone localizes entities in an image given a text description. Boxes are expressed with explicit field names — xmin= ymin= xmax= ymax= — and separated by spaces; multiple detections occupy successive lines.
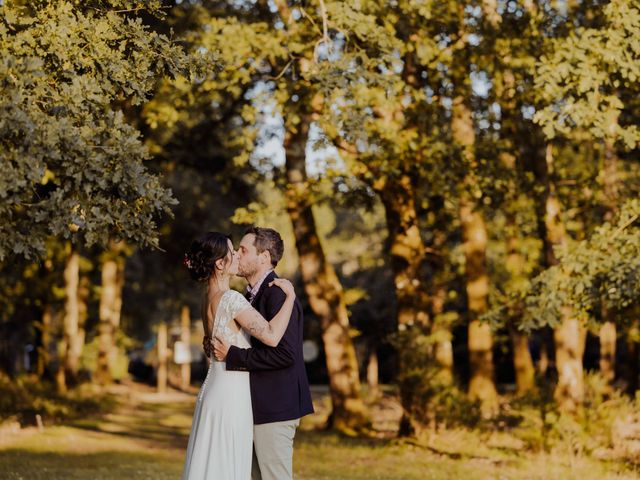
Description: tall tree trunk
xmin=452 ymin=94 xmax=498 ymax=413
xmin=451 ymin=6 xmax=497 ymax=410
xmin=432 ymin=285 xmax=454 ymax=384
xmin=511 ymin=329 xmax=536 ymax=394
xmin=542 ymin=144 xmax=585 ymax=411
xmin=366 ymin=341 xmax=379 ymax=397
xmin=57 ymin=245 xmax=80 ymax=391
xmin=554 ymin=309 xmax=586 ymax=411
xmin=377 ymin=176 xmax=430 ymax=330
xmin=461 ymin=198 xmax=497 ymax=411
xmin=284 ymin=114 xmax=369 ymax=434
xmin=599 ymin=320 xmax=616 ymax=387
xmin=627 ymin=320 xmax=640 ymax=395
xmin=157 ymin=322 xmax=168 ymax=394
xmin=35 ymin=259 xmax=55 ymax=379
xmin=74 ymin=274 xmax=90 ymax=375
xmin=494 ymin=52 xmax=537 ymax=396
xmin=505 ymin=206 xmax=535 ymax=395
xmin=96 ymin=250 xmax=125 ymax=385
xmin=599 ymin=131 xmax=619 ymax=389
xmin=180 ymin=305 xmax=191 ymax=391
xmin=376 ymin=174 xmax=433 ymax=435
xmin=35 ymin=305 xmax=52 ymax=378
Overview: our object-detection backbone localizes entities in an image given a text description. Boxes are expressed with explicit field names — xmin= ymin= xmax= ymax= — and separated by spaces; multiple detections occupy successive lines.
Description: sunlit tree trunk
xmin=96 ymin=249 xmax=125 ymax=385
xmin=157 ymin=322 xmax=168 ymax=394
xmin=377 ymin=176 xmax=430 ymax=331
xmin=366 ymin=341 xmax=379 ymax=397
xmin=432 ymin=285 xmax=453 ymax=384
xmin=511 ymin=329 xmax=536 ymax=395
xmin=376 ymin=174 xmax=433 ymax=435
xmin=374 ymin=49 xmax=433 ymax=428
xmin=541 ymin=144 xmax=585 ymax=411
xmin=461 ymin=197 xmax=497 ymax=411
xmin=554 ymin=309 xmax=586 ymax=411
xmin=57 ymin=245 xmax=80 ymax=391
xmin=599 ymin=320 xmax=616 ymax=387
xmin=35 ymin=259 xmax=55 ymax=379
xmin=284 ymin=113 xmax=369 ymax=434
xmin=180 ymin=305 xmax=191 ymax=391
xmin=35 ymin=305 xmax=52 ymax=378
xmin=452 ymin=94 xmax=498 ymax=414
xmin=505 ymin=206 xmax=535 ymax=395
xmin=74 ymin=274 xmax=90 ymax=374
xmin=627 ymin=320 xmax=640 ymax=395
xmin=599 ymin=129 xmax=619 ymax=389
xmin=493 ymin=41 xmax=537 ymax=396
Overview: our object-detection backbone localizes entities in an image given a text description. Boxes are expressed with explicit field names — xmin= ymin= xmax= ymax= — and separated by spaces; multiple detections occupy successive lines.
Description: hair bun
xmin=184 ymin=250 xmax=214 ymax=282
xmin=184 ymin=232 xmax=232 ymax=283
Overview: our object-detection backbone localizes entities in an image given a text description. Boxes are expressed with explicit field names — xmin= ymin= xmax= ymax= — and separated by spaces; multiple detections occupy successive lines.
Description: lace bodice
xmin=211 ymin=290 xmax=252 ymax=350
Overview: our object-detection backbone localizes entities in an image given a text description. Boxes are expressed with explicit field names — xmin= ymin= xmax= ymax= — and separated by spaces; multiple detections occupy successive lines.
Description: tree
xmin=284 ymin=112 xmax=369 ymax=433
xmin=531 ymin=0 xmax=640 ymax=406
xmin=0 ymin=0 xmax=199 ymax=260
xmin=160 ymin=1 xmax=372 ymax=433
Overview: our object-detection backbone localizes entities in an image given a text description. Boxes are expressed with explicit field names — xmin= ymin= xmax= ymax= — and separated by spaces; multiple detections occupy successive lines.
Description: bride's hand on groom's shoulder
xmin=268 ymin=278 xmax=295 ymax=298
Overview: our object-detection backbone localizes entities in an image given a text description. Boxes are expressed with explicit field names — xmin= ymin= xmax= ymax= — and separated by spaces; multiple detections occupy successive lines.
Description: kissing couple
xmin=181 ymin=227 xmax=314 ymax=480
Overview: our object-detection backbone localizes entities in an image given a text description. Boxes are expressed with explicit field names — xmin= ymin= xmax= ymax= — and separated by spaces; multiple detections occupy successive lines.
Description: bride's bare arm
xmin=234 ymin=279 xmax=295 ymax=347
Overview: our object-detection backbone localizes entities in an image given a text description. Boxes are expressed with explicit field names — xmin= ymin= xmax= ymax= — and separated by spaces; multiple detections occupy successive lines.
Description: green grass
xmin=0 ymin=383 xmax=638 ymax=479
xmin=0 ymin=450 xmax=182 ymax=480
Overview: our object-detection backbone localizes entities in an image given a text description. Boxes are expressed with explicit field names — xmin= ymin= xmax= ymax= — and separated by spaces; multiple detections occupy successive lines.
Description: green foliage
xmin=0 ymin=0 xmax=201 ymax=259
xmin=313 ymin=1 xmax=461 ymax=196
xmin=534 ymin=0 xmax=640 ymax=148
xmin=522 ymin=199 xmax=640 ymax=330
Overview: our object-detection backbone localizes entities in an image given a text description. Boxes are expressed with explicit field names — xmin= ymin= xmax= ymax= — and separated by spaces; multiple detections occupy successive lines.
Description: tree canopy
xmin=0 ymin=0 xmax=207 ymax=259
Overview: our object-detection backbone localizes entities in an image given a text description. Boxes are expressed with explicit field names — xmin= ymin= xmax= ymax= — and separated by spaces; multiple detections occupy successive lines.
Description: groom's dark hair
xmin=245 ymin=227 xmax=284 ymax=268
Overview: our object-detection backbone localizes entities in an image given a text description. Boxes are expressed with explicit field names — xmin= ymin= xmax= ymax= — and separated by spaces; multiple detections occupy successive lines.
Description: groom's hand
xmin=213 ymin=335 xmax=230 ymax=361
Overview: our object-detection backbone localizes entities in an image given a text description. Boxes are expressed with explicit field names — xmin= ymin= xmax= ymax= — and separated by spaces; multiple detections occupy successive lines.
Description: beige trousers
xmin=251 ymin=418 xmax=300 ymax=480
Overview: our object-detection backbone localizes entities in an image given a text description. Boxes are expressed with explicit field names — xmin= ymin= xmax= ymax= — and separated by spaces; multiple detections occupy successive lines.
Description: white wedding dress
xmin=182 ymin=290 xmax=253 ymax=480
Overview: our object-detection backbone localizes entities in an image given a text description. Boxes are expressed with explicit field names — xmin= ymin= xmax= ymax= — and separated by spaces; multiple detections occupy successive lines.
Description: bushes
xmin=392 ymin=328 xmax=482 ymax=433
xmin=0 ymin=373 xmax=116 ymax=426
xmin=508 ymin=372 xmax=640 ymax=460
xmin=391 ymin=336 xmax=640 ymax=464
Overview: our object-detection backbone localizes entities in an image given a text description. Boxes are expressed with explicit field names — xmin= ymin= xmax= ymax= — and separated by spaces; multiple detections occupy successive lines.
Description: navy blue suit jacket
xmin=226 ymin=272 xmax=314 ymax=425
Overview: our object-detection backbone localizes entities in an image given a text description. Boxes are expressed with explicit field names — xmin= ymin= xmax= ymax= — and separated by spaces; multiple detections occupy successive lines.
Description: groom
xmin=211 ymin=227 xmax=314 ymax=480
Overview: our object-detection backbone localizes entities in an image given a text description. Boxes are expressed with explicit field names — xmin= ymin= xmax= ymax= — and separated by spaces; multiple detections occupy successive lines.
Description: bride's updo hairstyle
xmin=184 ymin=232 xmax=232 ymax=282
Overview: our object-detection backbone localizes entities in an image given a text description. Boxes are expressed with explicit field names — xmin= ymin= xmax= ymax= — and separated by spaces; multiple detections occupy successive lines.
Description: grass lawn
xmin=0 ymin=382 xmax=638 ymax=479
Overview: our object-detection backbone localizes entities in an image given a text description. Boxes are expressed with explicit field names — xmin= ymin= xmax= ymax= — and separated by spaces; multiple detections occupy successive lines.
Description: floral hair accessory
xmin=183 ymin=254 xmax=192 ymax=268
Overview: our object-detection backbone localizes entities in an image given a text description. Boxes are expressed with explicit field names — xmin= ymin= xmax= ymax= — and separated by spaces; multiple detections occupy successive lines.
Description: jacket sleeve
xmin=226 ymin=286 xmax=298 ymax=372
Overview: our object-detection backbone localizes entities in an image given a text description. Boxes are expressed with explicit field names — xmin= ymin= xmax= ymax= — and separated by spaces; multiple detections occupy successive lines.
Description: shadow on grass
xmin=296 ymin=429 xmax=395 ymax=450
xmin=0 ymin=449 xmax=182 ymax=480
xmin=70 ymin=399 xmax=193 ymax=451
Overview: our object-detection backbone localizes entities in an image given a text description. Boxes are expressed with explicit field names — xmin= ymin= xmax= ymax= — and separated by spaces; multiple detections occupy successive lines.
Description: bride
xmin=181 ymin=232 xmax=296 ymax=480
